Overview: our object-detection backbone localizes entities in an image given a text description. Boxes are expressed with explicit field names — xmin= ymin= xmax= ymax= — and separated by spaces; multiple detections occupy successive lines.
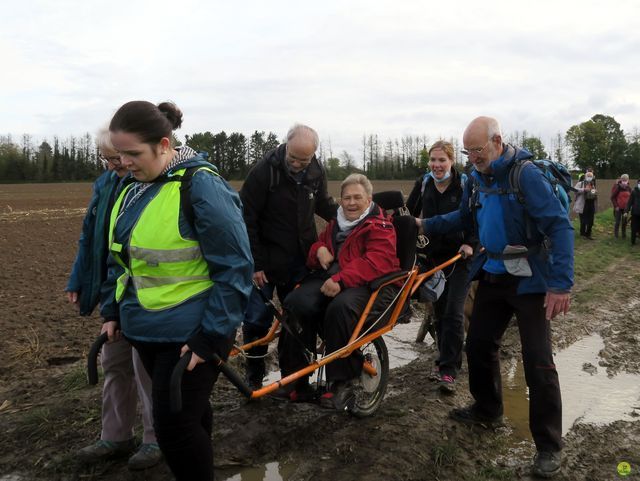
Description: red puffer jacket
xmin=611 ymin=182 xmax=632 ymax=210
xmin=307 ymin=205 xmax=400 ymax=288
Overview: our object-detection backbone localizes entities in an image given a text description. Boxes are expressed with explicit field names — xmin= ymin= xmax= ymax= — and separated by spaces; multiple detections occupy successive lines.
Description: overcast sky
xmin=2 ymin=0 xmax=639 ymax=161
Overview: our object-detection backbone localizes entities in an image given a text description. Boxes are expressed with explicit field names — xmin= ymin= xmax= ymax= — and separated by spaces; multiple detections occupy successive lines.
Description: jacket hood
xmin=168 ymin=152 xmax=217 ymax=173
xmin=488 ymin=144 xmax=533 ymax=177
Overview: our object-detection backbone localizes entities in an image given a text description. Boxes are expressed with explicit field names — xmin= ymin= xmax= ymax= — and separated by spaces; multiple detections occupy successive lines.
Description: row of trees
xmin=1 ymin=114 xmax=639 ymax=182
xmin=0 ymin=134 xmax=103 ymax=182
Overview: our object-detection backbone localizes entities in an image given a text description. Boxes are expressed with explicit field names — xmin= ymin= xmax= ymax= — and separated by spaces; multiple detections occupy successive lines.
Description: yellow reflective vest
xmin=108 ymin=168 xmax=214 ymax=311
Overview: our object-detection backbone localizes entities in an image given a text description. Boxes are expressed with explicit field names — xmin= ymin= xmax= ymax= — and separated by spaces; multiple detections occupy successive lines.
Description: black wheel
xmin=349 ymin=336 xmax=389 ymax=418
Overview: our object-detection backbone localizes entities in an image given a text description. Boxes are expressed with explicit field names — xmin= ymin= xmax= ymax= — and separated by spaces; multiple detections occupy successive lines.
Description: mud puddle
xmin=503 ymin=333 xmax=640 ymax=443
xmin=218 ymin=462 xmax=295 ymax=481
xmin=263 ymin=315 xmax=431 ymax=385
xmin=233 ymin=316 xmax=430 ymax=481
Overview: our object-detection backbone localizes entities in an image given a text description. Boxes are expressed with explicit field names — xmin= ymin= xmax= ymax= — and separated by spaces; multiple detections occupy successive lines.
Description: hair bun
xmin=157 ymin=101 xmax=183 ymax=130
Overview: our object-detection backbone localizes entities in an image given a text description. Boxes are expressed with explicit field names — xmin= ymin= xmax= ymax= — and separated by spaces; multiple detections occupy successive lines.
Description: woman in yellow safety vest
xmin=100 ymin=100 xmax=253 ymax=481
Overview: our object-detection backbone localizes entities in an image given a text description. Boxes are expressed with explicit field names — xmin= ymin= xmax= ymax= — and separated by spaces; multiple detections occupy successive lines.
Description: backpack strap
xmin=507 ymin=158 xmax=529 ymax=204
xmin=178 ymin=166 xmax=203 ymax=229
xmin=269 ymin=163 xmax=280 ymax=192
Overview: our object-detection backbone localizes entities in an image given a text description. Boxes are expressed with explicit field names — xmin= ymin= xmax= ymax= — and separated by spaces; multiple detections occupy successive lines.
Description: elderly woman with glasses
xmin=277 ymin=173 xmax=400 ymax=410
xmin=66 ymin=128 xmax=162 ymax=469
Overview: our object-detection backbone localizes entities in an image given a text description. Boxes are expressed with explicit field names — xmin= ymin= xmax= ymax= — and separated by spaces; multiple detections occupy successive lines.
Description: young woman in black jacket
xmin=407 ymin=140 xmax=475 ymax=394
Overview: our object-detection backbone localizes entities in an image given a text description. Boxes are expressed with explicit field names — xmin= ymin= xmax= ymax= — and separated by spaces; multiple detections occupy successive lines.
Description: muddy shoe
xmin=532 ymin=451 xmax=561 ymax=478
xmin=319 ymin=381 xmax=355 ymax=411
xmin=427 ymin=365 xmax=440 ymax=382
xmin=289 ymin=381 xmax=317 ymax=403
xmin=128 ymin=443 xmax=163 ymax=470
xmin=438 ymin=374 xmax=456 ymax=394
xmin=449 ymin=405 xmax=503 ymax=428
xmin=77 ymin=439 xmax=136 ymax=463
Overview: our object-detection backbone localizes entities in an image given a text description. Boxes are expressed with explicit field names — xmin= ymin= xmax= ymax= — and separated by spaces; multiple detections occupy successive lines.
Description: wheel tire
xmin=349 ymin=336 xmax=389 ymax=418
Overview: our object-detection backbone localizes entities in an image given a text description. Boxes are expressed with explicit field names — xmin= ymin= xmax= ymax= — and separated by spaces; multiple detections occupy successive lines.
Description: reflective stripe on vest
xmin=109 ymin=167 xmax=215 ymax=311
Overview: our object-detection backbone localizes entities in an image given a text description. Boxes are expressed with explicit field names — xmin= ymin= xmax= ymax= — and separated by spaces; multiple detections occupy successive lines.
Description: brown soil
xmin=0 ymin=182 xmax=639 ymax=481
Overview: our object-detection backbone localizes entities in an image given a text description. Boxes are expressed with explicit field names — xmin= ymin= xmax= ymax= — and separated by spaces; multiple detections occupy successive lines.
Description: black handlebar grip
xmin=87 ymin=332 xmax=109 ymax=385
xmin=170 ymin=352 xmax=192 ymax=413
xmin=212 ymin=353 xmax=253 ymax=399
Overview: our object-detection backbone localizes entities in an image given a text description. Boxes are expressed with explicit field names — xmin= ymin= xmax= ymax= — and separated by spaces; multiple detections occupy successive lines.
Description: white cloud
xmin=1 ymin=0 xmax=639 ymax=158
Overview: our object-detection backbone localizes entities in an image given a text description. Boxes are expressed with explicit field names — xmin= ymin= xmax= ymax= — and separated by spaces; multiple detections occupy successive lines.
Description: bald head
xmin=464 ymin=116 xmax=502 ymax=141
xmin=463 ymin=116 xmax=503 ymax=174
xmin=286 ymin=124 xmax=318 ymax=173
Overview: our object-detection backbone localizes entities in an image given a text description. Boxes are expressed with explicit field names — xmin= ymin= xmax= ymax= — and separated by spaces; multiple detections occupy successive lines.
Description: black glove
xmin=186 ymin=331 xmax=235 ymax=362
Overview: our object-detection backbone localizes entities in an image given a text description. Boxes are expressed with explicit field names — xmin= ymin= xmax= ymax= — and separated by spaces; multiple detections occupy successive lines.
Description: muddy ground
xmin=0 ymin=182 xmax=639 ymax=481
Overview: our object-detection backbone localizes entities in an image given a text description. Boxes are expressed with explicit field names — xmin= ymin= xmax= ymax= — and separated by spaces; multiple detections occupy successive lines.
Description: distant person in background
xmin=573 ymin=168 xmax=597 ymax=239
xmin=66 ymin=128 xmax=161 ymax=470
xmin=239 ymin=124 xmax=337 ymax=390
xmin=611 ymin=173 xmax=632 ymax=238
xmin=626 ymin=179 xmax=640 ymax=246
xmin=406 ymin=140 xmax=475 ymax=394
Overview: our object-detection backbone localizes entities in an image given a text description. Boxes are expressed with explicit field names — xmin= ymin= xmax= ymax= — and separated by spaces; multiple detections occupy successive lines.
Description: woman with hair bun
xmin=100 ymin=100 xmax=253 ymax=481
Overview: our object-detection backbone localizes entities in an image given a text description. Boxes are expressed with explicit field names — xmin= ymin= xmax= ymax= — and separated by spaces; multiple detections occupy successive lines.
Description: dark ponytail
xmin=110 ymin=100 xmax=183 ymax=144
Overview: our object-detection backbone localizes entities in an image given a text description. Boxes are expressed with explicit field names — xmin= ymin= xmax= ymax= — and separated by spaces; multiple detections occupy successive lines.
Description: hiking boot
xmin=428 ymin=365 xmax=440 ymax=382
xmin=449 ymin=405 xmax=504 ymax=428
xmin=532 ymin=451 xmax=562 ymax=478
xmin=242 ymin=325 xmax=268 ymax=390
xmin=127 ymin=443 xmax=163 ymax=470
xmin=319 ymin=381 xmax=355 ymax=411
xmin=77 ymin=439 xmax=136 ymax=463
xmin=245 ymin=358 xmax=265 ymax=390
xmin=289 ymin=383 xmax=316 ymax=403
xmin=438 ymin=374 xmax=456 ymax=394
xmin=270 ymin=379 xmax=315 ymax=402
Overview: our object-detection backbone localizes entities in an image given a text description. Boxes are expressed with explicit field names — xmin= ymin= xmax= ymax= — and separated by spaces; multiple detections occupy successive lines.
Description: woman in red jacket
xmin=278 ymin=173 xmax=400 ymax=410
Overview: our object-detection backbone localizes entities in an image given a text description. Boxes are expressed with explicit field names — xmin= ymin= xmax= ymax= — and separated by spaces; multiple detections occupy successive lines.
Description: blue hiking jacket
xmin=423 ymin=144 xmax=574 ymax=294
xmin=66 ymin=170 xmax=122 ymax=315
xmin=100 ymin=154 xmax=254 ymax=343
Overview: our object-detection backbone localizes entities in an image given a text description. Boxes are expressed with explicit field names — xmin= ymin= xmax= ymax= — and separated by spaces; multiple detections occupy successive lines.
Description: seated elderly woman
xmin=277 ymin=173 xmax=400 ymax=410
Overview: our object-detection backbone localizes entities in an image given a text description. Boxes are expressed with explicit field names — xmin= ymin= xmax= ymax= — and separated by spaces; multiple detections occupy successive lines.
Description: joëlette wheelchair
xmin=87 ymin=191 xmax=461 ymax=418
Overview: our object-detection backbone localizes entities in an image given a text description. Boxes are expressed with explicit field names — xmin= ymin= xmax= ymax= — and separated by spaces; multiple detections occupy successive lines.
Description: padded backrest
xmin=393 ymin=215 xmax=417 ymax=270
xmin=373 ymin=190 xmax=416 ymax=271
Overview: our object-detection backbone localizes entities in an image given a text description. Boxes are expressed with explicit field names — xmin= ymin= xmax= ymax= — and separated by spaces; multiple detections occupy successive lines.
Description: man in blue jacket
xmin=416 ymin=116 xmax=572 ymax=479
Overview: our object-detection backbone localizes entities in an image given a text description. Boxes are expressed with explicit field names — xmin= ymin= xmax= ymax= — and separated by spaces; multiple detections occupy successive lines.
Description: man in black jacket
xmin=240 ymin=124 xmax=337 ymax=389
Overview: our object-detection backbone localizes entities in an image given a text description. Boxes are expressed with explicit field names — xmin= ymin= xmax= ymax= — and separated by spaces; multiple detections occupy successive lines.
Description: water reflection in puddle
xmin=264 ymin=315 xmax=430 ymax=385
xmin=503 ymin=333 xmax=640 ymax=440
xmin=219 ymin=462 xmax=295 ymax=481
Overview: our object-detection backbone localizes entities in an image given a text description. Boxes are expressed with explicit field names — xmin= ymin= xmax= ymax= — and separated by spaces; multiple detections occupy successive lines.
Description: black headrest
xmin=372 ymin=191 xmax=405 ymax=211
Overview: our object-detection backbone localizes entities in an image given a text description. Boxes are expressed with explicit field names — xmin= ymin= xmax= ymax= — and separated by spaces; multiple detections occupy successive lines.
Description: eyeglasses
xmin=461 ymin=139 xmax=491 ymax=157
xmin=286 ymin=146 xmax=314 ymax=165
xmin=100 ymin=154 xmax=122 ymax=166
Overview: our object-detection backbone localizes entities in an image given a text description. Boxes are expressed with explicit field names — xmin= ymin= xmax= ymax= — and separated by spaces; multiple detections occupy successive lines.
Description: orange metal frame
xmin=228 ymin=254 xmax=461 ymax=399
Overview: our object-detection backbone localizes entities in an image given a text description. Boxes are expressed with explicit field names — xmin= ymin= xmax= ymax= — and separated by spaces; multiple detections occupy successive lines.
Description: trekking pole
xmin=87 ymin=332 xmax=109 ymax=385
xmin=169 ymin=351 xmax=253 ymax=413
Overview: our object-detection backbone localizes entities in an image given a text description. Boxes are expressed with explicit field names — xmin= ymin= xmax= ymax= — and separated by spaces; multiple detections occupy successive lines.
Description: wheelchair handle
xmin=170 ymin=352 xmax=253 ymax=413
xmin=87 ymin=332 xmax=109 ymax=385
xmin=170 ymin=352 xmax=192 ymax=413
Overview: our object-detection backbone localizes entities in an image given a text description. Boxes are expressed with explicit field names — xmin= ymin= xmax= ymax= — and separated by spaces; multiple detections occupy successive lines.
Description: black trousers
xmin=579 ymin=199 xmax=595 ymax=236
xmin=466 ymin=278 xmax=562 ymax=452
xmin=132 ymin=341 xmax=220 ymax=481
xmin=631 ymin=215 xmax=640 ymax=245
xmin=613 ymin=208 xmax=628 ymax=237
xmin=279 ymin=273 xmax=397 ymax=382
xmin=433 ymin=261 xmax=470 ymax=378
